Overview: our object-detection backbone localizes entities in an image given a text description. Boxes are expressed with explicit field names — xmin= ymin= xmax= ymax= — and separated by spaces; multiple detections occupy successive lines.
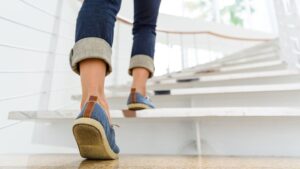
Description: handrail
xmin=20 ymin=0 xmax=275 ymax=42
xmin=0 ymin=15 xmax=73 ymax=41
xmin=117 ymin=16 xmax=275 ymax=42
xmin=0 ymin=43 xmax=67 ymax=56
xmin=0 ymin=86 xmax=80 ymax=102
xmin=0 ymin=121 xmax=22 ymax=130
xmin=19 ymin=0 xmax=75 ymax=26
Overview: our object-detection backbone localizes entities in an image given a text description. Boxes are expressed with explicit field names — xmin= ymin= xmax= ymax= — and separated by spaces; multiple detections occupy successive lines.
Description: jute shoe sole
xmin=127 ymin=103 xmax=150 ymax=110
xmin=72 ymin=118 xmax=118 ymax=160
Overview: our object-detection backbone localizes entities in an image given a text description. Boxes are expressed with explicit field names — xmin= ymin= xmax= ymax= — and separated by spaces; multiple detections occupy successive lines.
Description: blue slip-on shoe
xmin=127 ymin=88 xmax=155 ymax=110
xmin=72 ymin=96 xmax=119 ymax=160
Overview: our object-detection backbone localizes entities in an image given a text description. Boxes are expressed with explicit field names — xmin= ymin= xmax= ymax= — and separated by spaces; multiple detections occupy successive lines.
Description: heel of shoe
xmin=127 ymin=103 xmax=150 ymax=110
xmin=72 ymin=118 xmax=118 ymax=160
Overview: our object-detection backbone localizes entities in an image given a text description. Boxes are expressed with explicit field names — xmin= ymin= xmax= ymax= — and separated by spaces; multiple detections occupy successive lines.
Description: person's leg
xmin=70 ymin=0 xmax=121 ymax=114
xmin=70 ymin=0 xmax=121 ymax=159
xmin=129 ymin=0 xmax=161 ymax=96
xmin=79 ymin=59 xmax=110 ymax=117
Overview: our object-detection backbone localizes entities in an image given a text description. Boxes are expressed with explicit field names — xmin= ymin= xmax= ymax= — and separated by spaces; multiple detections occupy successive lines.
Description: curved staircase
xmin=8 ymin=39 xmax=300 ymax=156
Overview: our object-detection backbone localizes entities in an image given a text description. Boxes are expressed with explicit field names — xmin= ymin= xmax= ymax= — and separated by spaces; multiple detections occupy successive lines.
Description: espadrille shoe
xmin=73 ymin=96 xmax=119 ymax=160
xmin=127 ymin=88 xmax=155 ymax=110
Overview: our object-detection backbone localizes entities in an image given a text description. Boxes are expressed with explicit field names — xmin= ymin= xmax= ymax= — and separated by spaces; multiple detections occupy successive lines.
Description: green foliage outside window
xmin=184 ymin=0 xmax=255 ymax=27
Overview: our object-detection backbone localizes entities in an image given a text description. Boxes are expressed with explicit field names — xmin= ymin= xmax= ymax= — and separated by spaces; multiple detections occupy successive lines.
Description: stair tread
xmin=97 ymin=83 xmax=300 ymax=99
xmin=109 ymin=70 xmax=300 ymax=91
xmin=157 ymin=60 xmax=286 ymax=81
xmin=152 ymin=42 xmax=278 ymax=81
xmin=8 ymin=107 xmax=300 ymax=120
xmin=165 ymin=83 xmax=300 ymax=96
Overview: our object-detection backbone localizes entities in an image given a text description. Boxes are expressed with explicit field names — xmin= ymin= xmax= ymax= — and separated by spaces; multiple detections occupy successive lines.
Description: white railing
xmin=113 ymin=16 xmax=277 ymax=81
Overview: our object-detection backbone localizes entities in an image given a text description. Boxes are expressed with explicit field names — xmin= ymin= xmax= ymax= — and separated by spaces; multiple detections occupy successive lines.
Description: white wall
xmin=0 ymin=0 xmax=81 ymax=123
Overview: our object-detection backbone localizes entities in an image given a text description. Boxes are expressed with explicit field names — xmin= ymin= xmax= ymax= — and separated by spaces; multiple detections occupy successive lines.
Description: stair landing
xmin=1 ymin=154 xmax=300 ymax=169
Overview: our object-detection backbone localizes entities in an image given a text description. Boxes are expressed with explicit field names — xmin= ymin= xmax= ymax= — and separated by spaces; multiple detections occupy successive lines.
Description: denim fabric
xmin=77 ymin=102 xmax=120 ymax=154
xmin=75 ymin=0 xmax=161 ymax=59
xmin=131 ymin=0 xmax=161 ymax=59
xmin=75 ymin=0 xmax=122 ymax=46
xmin=127 ymin=92 xmax=155 ymax=108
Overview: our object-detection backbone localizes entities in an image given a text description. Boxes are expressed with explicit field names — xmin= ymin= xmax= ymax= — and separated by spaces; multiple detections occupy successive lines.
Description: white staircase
xmin=2 ymin=0 xmax=300 ymax=157
xmin=7 ymin=39 xmax=300 ymax=156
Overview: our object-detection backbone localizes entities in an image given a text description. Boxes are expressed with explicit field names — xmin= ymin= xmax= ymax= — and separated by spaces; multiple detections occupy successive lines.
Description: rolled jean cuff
xmin=128 ymin=55 xmax=155 ymax=78
xmin=69 ymin=37 xmax=112 ymax=76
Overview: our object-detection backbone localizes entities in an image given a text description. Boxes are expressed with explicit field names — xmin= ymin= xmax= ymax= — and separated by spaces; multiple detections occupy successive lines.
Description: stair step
xmin=178 ymin=42 xmax=276 ymax=71
xmin=216 ymin=46 xmax=278 ymax=66
xmin=85 ymin=83 xmax=300 ymax=97
xmin=172 ymin=60 xmax=286 ymax=78
xmin=73 ymin=83 xmax=300 ymax=109
xmin=167 ymin=83 xmax=300 ymax=95
xmin=109 ymin=70 xmax=300 ymax=91
xmin=8 ymin=107 xmax=300 ymax=121
xmin=222 ymin=54 xmax=278 ymax=66
xmin=152 ymin=41 xmax=278 ymax=81
xmin=221 ymin=60 xmax=284 ymax=71
xmin=153 ymin=60 xmax=286 ymax=83
xmin=153 ymin=70 xmax=300 ymax=90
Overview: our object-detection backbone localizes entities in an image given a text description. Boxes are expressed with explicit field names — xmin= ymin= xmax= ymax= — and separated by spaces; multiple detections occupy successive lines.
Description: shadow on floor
xmin=78 ymin=159 xmax=119 ymax=169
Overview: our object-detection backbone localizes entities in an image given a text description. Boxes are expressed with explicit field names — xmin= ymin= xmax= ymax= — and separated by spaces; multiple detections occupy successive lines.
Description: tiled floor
xmin=1 ymin=154 xmax=300 ymax=169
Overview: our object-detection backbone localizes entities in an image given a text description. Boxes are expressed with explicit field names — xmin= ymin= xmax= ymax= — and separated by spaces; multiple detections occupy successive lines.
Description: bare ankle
xmin=131 ymin=68 xmax=149 ymax=96
xmin=80 ymin=93 xmax=106 ymax=108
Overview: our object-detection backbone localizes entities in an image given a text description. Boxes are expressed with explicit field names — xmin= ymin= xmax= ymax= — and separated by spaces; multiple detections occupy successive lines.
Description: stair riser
xmin=107 ymin=90 xmax=300 ymax=109
xmin=3 ymin=117 xmax=300 ymax=157
xmin=148 ymin=75 xmax=300 ymax=90
xmin=157 ymin=64 xmax=287 ymax=82
xmin=223 ymin=55 xmax=278 ymax=67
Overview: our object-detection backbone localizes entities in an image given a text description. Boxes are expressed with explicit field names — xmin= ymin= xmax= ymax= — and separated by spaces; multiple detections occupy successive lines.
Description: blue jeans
xmin=69 ymin=0 xmax=161 ymax=78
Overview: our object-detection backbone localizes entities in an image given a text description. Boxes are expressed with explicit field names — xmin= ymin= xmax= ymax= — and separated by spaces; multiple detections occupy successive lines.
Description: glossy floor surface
xmin=1 ymin=154 xmax=300 ymax=169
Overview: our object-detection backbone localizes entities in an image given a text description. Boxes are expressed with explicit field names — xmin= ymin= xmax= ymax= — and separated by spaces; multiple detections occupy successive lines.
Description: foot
xmin=127 ymin=88 xmax=155 ymax=110
xmin=73 ymin=95 xmax=119 ymax=159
